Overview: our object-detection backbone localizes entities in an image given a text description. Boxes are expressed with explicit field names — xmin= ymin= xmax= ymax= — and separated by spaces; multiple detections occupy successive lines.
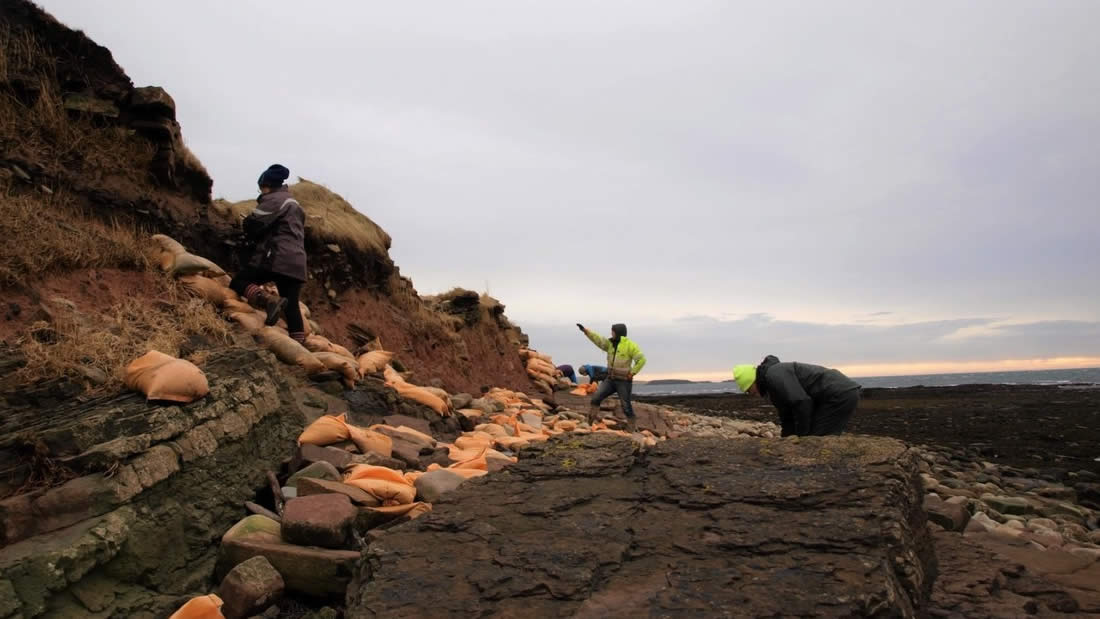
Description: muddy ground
xmin=638 ymin=384 xmax=1100 ymax=480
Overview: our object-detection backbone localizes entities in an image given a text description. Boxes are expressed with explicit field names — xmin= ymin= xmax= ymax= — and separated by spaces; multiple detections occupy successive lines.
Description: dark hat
xmin=611 ymin=323 xmax=627 ymax=337
xmin=257 ymin=164 xmax=290 ymax=188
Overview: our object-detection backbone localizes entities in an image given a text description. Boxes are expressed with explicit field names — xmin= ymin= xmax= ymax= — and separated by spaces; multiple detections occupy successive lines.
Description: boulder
xmin=451 ymin=394 xmax=473 ymax=410
xmin=298 ymin=443 xmax=353 ymax=470
xmin=218 ymin=518 xmax=359 ymax=599
xmin=281 ymin=494 xmax=357 ymax=549
xmin=382 ymin=414 xmax=432 ymax=437
xmin=389 ymin=438 xmax=423 ymax=469
xmin=217 ymin=556 xmax=284 ymax=619
xmin=414 ymin=470 xmax=467 ymax=503
xmin=296 ymin=477 xmax=381 ymax=507
xmin=286 ymin=461 xmax=341 ymax=489
xmin=981 ymin=494 xmax=1037 ymax=516
xmin=349 ymin=451 xmax=407 ymax=471
xmin=924 ymin=494 xmax=971 ymax=532
xmin=348 ymin=434 xmax=935 ymax=617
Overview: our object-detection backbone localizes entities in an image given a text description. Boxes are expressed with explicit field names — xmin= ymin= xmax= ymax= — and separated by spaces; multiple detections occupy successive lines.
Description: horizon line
xmin=636 ymin=357 xmax=1100 ymax=383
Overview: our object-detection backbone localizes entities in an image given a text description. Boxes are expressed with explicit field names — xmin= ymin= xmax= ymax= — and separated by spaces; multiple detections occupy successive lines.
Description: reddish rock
xmin=217 ymin=555 xmax=284 ymax=619
xmin=281 ymin=494 xmax=356 ymax=549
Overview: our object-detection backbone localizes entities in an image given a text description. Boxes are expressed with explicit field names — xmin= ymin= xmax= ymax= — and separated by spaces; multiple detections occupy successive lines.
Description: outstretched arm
xmin=583 ymin=328 xmax=611 ymax=352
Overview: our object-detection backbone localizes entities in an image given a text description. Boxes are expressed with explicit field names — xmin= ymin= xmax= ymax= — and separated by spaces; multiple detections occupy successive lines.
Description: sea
xmin=633 ymin=367 xmax=1100 ymax=397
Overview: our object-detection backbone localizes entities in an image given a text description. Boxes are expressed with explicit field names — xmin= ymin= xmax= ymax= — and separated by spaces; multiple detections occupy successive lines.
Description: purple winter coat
xmin=242 ymin=186 xmax=308 ymax=281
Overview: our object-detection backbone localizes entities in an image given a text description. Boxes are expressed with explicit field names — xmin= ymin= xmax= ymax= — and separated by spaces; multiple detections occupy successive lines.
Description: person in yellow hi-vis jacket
xmin=576 ymin=322 xmax=646 ymax=432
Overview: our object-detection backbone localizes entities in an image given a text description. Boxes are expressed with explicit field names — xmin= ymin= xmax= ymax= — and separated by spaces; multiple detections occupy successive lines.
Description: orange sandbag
xmin=314 ymin=352 xmax=360 ymax=387
xmin=382 ymin=364 xmax=404 ymax=385
xmin=494 ymin=436 xmax=531 ymax=450
xmin=124 ymin=351 xmax=209 ymax=403
xmin=222 ymin=298 xmax=254 ymax=314
xmin=169 ymin=594 xmax=224 ymax=619
xmin=344 ymin=465 xmax=416 ymax=505
xmin=394 ymin=383 xmax=448 ymax=415
xmin=454 ymin=434 xmax=494 ymax=451
xmin=451 ymin=449 xmax=488 ymax=470
xmin=229 ymin=311 xmax=266 ymax=333
xmin=358 ymin=351 xmax=395 ymax=375
xmin=179 ymin=275 xmax=238 ymax=307
xmin=473 ymin=423 xmax=510 ymax=438
xmin=170 ymin=252 xmax=227 ymax=278
xmin=347 ymin=425 xmax=393 ymax=457
xmin=555 ymin=420 xmax=578 ymax=432
xmin=330 ymin=342 xmax=354 ymax=359
xmin=152 ymin=233 xmax=186 ymax=256
xmin=457 ymin=408 xmax=483 ymax=419
xmin=298 ymin=413 xmax=350 ymax=446
xmin=259 ymin=327 xmax=326 ymax=373
xmin=422 ymin=387 xmax=452 ymax=411
xmin=303 ymin=334 xmax=335 ymax=354
xmin=490 ymin=414 xmax=514 ymax=427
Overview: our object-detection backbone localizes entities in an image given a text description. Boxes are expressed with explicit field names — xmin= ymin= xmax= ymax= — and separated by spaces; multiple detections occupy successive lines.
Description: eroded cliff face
xmin=0 ymin=348 xmax=305 ymax=618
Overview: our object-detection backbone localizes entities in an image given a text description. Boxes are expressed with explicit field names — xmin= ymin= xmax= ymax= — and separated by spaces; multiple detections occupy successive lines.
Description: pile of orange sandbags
xmin=520 ymin=348 xmax=559 ymax=394
xmin=381 ymin=365 xmax=451 ymax=416
xmin=298 ymin=413 xmax=394 ymax=458
xmin=570 ymin=382 xmax=598 ymax=396
xmin=124 ymin=350 xmax=209 ymax=403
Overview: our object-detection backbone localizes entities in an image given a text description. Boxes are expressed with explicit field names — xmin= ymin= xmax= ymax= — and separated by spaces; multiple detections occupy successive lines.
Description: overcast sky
xmin=40 ymin=1 xmax=1100 ymax=378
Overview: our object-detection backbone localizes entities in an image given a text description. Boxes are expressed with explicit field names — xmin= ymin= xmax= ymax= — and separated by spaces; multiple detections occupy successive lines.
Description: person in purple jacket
xmin=229 ymin=164 xmax=308 ymax=343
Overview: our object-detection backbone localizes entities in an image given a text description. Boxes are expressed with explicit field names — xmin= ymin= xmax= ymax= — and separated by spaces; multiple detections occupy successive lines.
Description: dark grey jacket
xmin=242 ymin=186 xmax=307 ymax=281
xmin=756 ymin=355 xmax=860 ymax=436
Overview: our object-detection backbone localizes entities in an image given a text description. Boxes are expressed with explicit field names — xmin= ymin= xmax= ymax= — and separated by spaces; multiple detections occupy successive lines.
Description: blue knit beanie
xmin=257 ymin=164 xmax=290 ymax=188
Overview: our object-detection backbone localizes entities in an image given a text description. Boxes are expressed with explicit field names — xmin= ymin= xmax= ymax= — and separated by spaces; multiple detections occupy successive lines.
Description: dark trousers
xmin=229 ymin=267 xmax=305 ymax=334
xmin=808 ymin=389 xmax=861 ymax=435
xmin=591 ymin=378 xmax=635 ymax=418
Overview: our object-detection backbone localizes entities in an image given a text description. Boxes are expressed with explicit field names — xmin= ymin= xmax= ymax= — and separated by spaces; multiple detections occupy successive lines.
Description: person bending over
xmin=733 ymin=355 xmax=860 ymax=436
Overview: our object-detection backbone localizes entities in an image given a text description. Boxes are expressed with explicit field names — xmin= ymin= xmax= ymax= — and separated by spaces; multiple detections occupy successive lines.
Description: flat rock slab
xmin=349 ymin=433 xmax=936 ymax=617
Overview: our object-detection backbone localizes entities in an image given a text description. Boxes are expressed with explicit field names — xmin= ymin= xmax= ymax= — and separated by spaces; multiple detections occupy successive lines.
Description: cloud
xmin=35 ymin=0 xmax=1100 ymax=376
xmin=525 ymin=315 xmax=1100 ymax=379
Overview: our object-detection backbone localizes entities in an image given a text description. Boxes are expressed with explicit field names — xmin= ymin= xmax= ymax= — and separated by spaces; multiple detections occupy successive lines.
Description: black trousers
xmin=591 ymin=378 xmax=635 ymax=418
xmin=229 ymin=267 xmax=305 ymax=334
xmin=808 ymin=388 xmax=861 ymax=435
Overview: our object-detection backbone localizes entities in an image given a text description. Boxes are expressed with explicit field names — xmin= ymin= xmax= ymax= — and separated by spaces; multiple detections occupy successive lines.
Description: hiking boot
xmin=587 ymin=406 xmax=602 ymax=425
xmin=248 ymin=291 xmax=288 ymax=326
xmin=624 ymin=417 xmax=638 ymax=433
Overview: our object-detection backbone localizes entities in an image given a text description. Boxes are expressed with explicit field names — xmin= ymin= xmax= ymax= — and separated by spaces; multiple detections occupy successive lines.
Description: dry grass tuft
xmin=0 ymin=183 xmax=148 ymax=287
xmin=222 ymin=179 xmax=392 ymax=259
xmin=16 ymin=278 xmax=231 ymax=392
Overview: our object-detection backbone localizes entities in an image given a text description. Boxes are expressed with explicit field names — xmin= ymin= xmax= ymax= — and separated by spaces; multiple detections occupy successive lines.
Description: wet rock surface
xmin=349 ymin=433 xmax=934 ymax=617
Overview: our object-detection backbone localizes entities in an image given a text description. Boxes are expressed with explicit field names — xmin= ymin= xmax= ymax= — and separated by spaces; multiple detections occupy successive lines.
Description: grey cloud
xmin=36 ymin=0 xmax=1100 ymax=373
xmin=526 ymin=315 xmax=1100 ymax=377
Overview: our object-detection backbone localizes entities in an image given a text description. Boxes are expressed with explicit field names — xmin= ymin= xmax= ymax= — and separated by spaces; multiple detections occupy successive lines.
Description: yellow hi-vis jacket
xmin=584 ymin=329 xmax=646 ymax=379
